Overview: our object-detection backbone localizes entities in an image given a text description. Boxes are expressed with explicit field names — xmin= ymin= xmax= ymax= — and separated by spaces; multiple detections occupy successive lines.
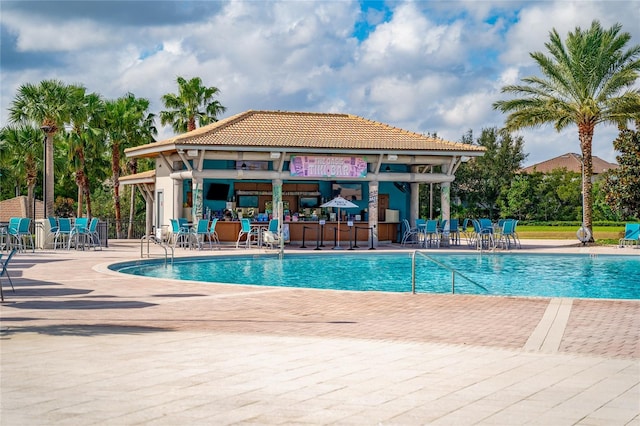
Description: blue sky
xmin=1 ymin=0 xmax=639 ymax=166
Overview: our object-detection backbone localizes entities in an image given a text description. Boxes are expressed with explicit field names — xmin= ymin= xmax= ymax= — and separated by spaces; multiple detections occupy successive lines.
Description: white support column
xmin=440 ymin=165 xmax=451 ymax=224
xmin=410 ymin=183 xmax=419 ymax=225
xmin=272 ymin=179 xmax=283 ymax=247
xmin=173 ymin=179 xmax=182 ymax=220
xmin=368 ymin=181 xmax=379 ymax=248
xmin=192 ymin=177 xmax=203 ymax=222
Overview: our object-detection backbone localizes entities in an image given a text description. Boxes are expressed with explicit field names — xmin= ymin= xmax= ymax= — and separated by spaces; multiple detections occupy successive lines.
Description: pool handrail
xmin=140 ymin=234 xmax=174 ymax=266
xmin=411 ymin=250 xmax=488 ymax=294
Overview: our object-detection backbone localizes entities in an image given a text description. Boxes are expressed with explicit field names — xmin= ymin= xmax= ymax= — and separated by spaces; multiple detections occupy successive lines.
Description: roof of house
xmin=125 ymin=110 xmax=485 ymax=158
xmin=521 ymin=153 xmax=618 ymax=174
xmin=0 ymin=196 xmax=44 ymax=222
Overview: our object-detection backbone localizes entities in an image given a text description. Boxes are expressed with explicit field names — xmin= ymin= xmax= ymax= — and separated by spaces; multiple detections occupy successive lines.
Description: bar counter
xmin=214 ymin=220 xmax=400 ymax=243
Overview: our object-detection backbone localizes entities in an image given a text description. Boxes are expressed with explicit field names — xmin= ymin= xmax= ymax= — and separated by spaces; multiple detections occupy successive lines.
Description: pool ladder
xmin=411 ymin=250 xmax=487 ymax=294
xmin=140 ymin=234 xmax=174 ymax=266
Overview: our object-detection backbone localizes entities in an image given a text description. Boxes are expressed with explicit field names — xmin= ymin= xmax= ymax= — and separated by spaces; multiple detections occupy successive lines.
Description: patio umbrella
xmin=321 ymin=196 xmax=358 ymax=249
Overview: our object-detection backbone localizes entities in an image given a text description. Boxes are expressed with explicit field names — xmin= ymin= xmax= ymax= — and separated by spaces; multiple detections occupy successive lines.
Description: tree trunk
xmin=127 ymin=159 xmax=138 ymax=239
xmin=44 ymin=131 xmax=55 ymax=217
xmin=84 ymin=173 xmax=92 ymax=220
xmin=579 ymin=122 xmax=595 ymax=242
xmin=76 ymin=171 xmax=84 ymax=218
xmin=112 ymin=142 xmax=122 ymax=239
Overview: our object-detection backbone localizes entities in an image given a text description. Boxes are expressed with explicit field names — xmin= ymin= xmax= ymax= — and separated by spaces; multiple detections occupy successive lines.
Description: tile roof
xmin=521 ymin=153 xmax=618 ymax=175
xmin=0 ymin=196 xmax=44 ymax=222
xmin=126 ymin=110 xmax=485 ymax=157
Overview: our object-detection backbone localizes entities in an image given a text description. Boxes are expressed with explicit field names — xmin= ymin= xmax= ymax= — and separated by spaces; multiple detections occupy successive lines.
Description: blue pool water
xmin=111 ymin=253 xmax=640 ymax=300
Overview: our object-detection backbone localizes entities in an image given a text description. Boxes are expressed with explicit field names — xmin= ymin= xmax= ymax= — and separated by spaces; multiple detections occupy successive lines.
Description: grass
xmin=515 ymin=225 xmax=624 ymax=242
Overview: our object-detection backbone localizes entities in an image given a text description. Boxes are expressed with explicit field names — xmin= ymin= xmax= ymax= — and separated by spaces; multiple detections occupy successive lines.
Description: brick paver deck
xmin=1 ymin=240 xmax=638 ymax=425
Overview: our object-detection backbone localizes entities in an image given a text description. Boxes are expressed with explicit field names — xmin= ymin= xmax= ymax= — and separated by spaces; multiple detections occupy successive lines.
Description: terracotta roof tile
xmin=126 ymin=110 xmax=485 ymax=156
xmin=521 ymin=153 xmax=618 ymax=175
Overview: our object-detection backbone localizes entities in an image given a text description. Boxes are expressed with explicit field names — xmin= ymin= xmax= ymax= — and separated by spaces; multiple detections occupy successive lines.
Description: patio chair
xmin=449 ymin=218 xmax=460 ymax=245
xmin=0 ymin=249 xmax=17 ymax=302
xmin=191 ymin=219 xmax=211 ymax=249
xmin=423 ymin=219 xmax=440 ymax=248
xmin=10 ymin=218 xmax=34 ymax=253
xmin=6 ymin=218 xmax=22 ymax=251
xmin=87 ymin=217 xmax=102 ymax=250
xmin=496 ymin=219 xmax=516 ymax=249
xmin=236 ymin=218 xmax=258 ymax=248
xmin=472 ymin=219 xmax=495 ymax=250
xmin=262 ymin=219 xmax=280 ymax=249
xmin=208 ymin=218 xmax=220 ymax=249
xmin=54 ymin=218 xmax=73 ymax=250
xmin=45 ymin=217 xmax=59 ymax=249
xmin=170 ymin=219 xmax=190 ymax=249
xmin=400 ymin=219 xmax=419 ymax=246
xmin=69 ymin=217 xmax=90 ymax=250
xmin=619 ymin=223 xmax=640 ymax=247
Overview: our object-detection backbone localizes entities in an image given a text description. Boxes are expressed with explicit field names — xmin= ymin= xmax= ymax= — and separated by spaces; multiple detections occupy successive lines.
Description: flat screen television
xmin=299 ymin=196 xmax=319 ymax=208
xmin=332 ymin=183 xmax=362 ymax=200
xmin=237 ymin=195 xmax=259 ymax=207
xmin=206 ymin=183 xmax=230 ymax=200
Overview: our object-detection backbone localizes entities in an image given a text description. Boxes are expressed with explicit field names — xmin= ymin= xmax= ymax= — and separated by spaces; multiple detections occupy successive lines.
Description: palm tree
xmin=0 ymin=125 xmax=43 ymax=219
xmin=160 ymin=76 xmax=226 ymax=133
xmin=9 ymin=80 xmax=73 ymax=217
xmin=65 ymin=87 xmax=105 ymax=218
xmin=104 ymin=94 xmax=156 ymax=238
xmin=494 ymin=21 xmax=640 ymax=241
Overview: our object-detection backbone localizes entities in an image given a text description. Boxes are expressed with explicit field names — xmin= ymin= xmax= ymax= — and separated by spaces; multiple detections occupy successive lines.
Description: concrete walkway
xmin=1 ymin=240 xmax=638 ymax=425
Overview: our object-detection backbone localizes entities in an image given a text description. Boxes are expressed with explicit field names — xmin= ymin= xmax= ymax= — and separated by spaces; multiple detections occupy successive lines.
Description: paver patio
xmin=1 ymin=240 xmax=638 ymax=425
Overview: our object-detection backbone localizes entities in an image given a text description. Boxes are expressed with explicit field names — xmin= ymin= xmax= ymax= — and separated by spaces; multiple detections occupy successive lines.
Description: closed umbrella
xmin=321 ymin=196 xmax=358 ymax=249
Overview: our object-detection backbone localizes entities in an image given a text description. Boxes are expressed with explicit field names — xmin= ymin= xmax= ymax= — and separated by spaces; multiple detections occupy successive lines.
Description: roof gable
xmin=521 ymin=153 xmax=618 ymax=175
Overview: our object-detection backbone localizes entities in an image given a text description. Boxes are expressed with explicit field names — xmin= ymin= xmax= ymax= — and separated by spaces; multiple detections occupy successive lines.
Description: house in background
xmin=521 ymin=153 xmax=618 ymax=177
xmin=0 ymin=196 xmax=43 ymax=223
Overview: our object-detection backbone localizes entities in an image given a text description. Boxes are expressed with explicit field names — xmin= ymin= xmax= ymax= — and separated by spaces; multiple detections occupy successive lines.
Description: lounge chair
xmin=619 ymin=223 xmax=640 ymax=247
xmin=0 ymin=249 xmax=17 ymax=302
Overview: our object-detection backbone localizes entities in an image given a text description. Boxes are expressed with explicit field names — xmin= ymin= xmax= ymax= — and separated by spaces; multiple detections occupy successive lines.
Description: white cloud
xmin=2 ymin=0 xmax=639 ymax=167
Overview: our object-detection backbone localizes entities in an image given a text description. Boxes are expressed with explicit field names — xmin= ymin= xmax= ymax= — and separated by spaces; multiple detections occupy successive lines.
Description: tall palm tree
xmin=0 ymin=125 xmax=43 ymax=218
xmin=160 ymin=76 xmax=226 ymax=133
xmin=9 ymin=80 xmax=73 ymax=217
xmin=494 ymin=21 xmax=640 ymax=241
xmin=65 ymin=87 xmax=105 ymax=218
xmin=104 ymin=94 xmax=156 ymax=238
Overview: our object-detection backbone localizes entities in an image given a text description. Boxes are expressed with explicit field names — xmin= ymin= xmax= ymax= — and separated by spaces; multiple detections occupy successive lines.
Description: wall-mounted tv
xmin=299 ymin=196 xmax=319 ymax=208
xmin=332 ymin=183 xmax=362 ymax=200
xmin=206 ymin=183 xmax=230 ymax=200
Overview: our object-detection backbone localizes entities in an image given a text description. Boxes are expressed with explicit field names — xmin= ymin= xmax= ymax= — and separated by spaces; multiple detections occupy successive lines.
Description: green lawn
xmin=515 ymin=225 xmax=624 ymax=241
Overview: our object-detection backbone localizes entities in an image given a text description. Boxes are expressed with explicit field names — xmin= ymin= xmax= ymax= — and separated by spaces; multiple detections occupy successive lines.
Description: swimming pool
xmin=111 ymin=253 xmax=640 ymax=299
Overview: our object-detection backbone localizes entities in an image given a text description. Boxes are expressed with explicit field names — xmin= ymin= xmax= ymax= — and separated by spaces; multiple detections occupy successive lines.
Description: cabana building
xmin=123 ymin=110 xmax=484 ymax=246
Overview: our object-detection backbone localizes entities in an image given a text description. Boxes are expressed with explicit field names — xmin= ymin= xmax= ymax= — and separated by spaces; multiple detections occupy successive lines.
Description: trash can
xmin=96 ymin=220 xmax=108 ymax=247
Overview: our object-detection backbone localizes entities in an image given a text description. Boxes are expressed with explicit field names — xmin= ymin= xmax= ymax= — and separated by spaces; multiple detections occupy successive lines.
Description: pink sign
xmin=289 ymin=156 xmax=367 ymax=178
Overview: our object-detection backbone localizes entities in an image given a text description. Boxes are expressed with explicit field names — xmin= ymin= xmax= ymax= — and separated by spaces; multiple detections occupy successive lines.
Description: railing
xmin=411 ymin=250 xmax=488 ymax=294
xmin=140 ymin=234 xmax=173 ymax=266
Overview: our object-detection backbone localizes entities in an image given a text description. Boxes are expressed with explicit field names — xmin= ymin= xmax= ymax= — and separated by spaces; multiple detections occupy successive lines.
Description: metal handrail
xmin=140 ymin=234 xmax=174 ymax=266
xmin=411 ymin=250 xmax=488 ymax=294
